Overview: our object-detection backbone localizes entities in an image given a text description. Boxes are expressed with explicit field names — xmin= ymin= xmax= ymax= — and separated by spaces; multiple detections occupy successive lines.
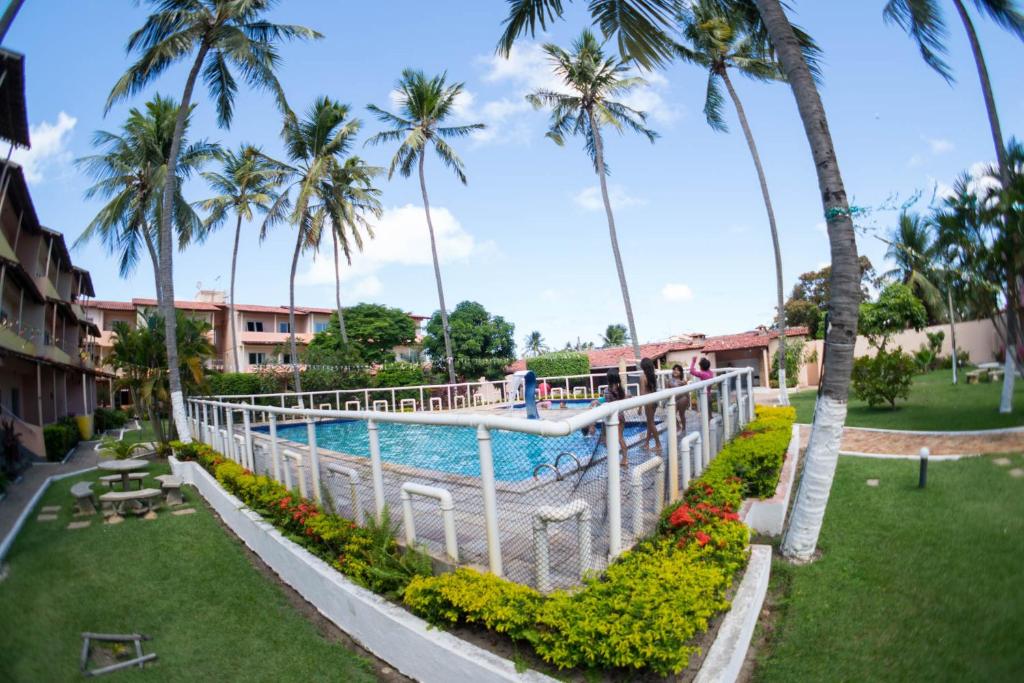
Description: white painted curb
xmin=694 ymin=544 xmax=772 ymax=683
xmin=0 ymin=466 xmax=97 ymax=563
xmin=170 ymin=458 xmax=556 ymax=683
xmin=740 ymin=425 xmax=799 ymax=536
xmin=839 ymin=451 xmax=965 ymax=461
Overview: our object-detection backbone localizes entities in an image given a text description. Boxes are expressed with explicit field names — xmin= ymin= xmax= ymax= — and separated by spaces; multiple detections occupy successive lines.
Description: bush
xmin=94 ymin=407 xmax=130 ymax=433
xmin=374 ymin=362 xmax=426 ymax=388
xmin=206 ymin=372 xmax=275 ymax=397
xmin=851 ymin=348 xmax=916 ymax=408
xmin=937 ymin=349 xmax=970 ymax=369
xmin=43 ymin=418 xmax=80 ymax=461
xmin=526 ymin=351 xmax=590 ymax=378
xmin=769 ymin=341 xmax=803 ymax=388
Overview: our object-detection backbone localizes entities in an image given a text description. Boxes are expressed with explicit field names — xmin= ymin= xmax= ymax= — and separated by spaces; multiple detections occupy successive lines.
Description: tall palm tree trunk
xmin=418 ymin=153 xmax=457 ymax=385
xmin=952 ymin=0 xmax=1017 ymax=413
xmin=141 ymin=226 xmax=162 ymax=307
xmin=288 ymin=230 xmax=304 ymax=401
xmin=589 ymin=110 xmax=642 ymax=362
xmin=332 ymin=229 xmax=349 ymax=345
xmin=158 ymin=44 xmax=210 ymax=443
xmin=229 ymin=213 xmax=242 ymax=373
xmin=754 ymin=0 xmax=861 ymax=563
xmin=721 ymin=70 xmax=789 ymax=403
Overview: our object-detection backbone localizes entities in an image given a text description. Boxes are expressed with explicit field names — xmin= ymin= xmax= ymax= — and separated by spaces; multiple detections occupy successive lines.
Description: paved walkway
xmin=0 ymin=441 xmax=102 ymax=544
xmin=798 ymin=425 xmax=1024 ymax=456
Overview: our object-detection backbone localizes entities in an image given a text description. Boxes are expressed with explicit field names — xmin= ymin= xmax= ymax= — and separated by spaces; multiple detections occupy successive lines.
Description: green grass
xmin=121 ymin=419 xmax=164 ymax=445
xmin=789 ymin=369 xmax=1024 ymax=430
xmin=754 ymin=454 xmax=1024 ymax=682
xmin=0 ymin=465 xmax=377 ymax=682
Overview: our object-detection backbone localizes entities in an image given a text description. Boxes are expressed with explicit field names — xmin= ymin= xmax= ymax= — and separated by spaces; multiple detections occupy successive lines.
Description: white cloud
xmin=926 ymin=137 xmax=954 ymax=154
xmin=298 ymin=204 xmax=486 ymax=288
xmin=573 ymin=185 xmax=647 ymax=211
xmin=930 ymin=160 xmax=999 ymax=202
xmin=11 ymin=112 xmax=77 ymax=183
xmin=661 ymin=283 xmax=694 ymax=302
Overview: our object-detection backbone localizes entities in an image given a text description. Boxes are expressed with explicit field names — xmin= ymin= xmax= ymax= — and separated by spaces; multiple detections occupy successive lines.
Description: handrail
xmin=189 ymin=369 xmax=749 ymax=437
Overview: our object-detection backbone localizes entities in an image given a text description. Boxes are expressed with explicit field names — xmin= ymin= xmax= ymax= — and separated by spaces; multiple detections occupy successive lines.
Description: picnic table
xmin=97 ymin=459 xmax=149 ymax=490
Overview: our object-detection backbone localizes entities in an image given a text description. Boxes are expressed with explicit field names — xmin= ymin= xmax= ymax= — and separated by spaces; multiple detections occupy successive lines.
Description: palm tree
xmin=76 ymin=96 xmax=215 ymax=299
xmin=883 ymin=212 xmax=944 ymax=321
xmin=884 ymin=0 xmax=1023 ymax=413
xmin=527 ymin=30 xmax=657 ymax=363
xmin=600 ymin=323 xmax=630 ymax=348
xmin=260 ymin=97 xmax=382 ymax=395
xmin=675 ymin=0 xmax=821 ymax=405
xmin=749 ymin=0 xmax=863 ymax=563
xmin=198 ymin=145 xmax=284 ymax=373
xmin=523 ymin=331 xmax=547 ymax=357
xmin=366 ymin=70 xmax=485 ymax=385
xmin=108 ymin=0 xmax=320 ymax=441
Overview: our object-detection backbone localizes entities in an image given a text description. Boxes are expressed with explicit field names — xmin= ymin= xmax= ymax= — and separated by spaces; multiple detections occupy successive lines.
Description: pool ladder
xmin=532 ymin=451 xmax=584 ymax=481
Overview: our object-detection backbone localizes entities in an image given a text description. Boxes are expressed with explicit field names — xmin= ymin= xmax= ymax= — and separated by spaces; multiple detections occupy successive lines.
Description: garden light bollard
xmin=919 ymin=447 xmax=929 ymax=488
xmin=667 ymin=394 xmax=680 ymax=501
xmin=606 ymin=411 xmax=623 ymax=560
xmin=268 ymin=413 xmax=282 ymax=483
xmin=698 ymin=389 xmax=711 ymax=467
xmin=367 ymin=419 xmax=385 ymax=522
xmin=476 ymin=425 xmax=504 ymax=577
xmin=306 ymin=419 xmax=322 ymax=503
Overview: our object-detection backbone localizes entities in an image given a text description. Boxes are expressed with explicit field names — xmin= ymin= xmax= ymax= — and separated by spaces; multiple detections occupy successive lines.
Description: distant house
xmin=82 ymin=292 xmax=427 ymax=374
xmin=509 ymin=327 xmax=811 ymax=388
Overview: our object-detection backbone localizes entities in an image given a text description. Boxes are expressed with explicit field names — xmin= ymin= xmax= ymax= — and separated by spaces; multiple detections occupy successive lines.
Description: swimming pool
xmin=518 ymin=398 xmax=600 ymax=409
xmin=259 ymin=419 xmax=649 ymax=482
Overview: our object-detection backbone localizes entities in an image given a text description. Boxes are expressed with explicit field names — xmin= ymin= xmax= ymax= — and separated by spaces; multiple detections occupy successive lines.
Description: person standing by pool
xmin=690 ymin=356 xmax=716 ymax=414
xmin=638 ymin=358 xmax=662 ymax=454
xmin=604 ymin=368 xmax=629 ymax=465
xmin=667 ymin=363 xmax=690 ymax=429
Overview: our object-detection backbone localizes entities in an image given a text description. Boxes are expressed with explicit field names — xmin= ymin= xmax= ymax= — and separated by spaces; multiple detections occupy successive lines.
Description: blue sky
xmin=7 ymin=1 xmax=1022 ymax=352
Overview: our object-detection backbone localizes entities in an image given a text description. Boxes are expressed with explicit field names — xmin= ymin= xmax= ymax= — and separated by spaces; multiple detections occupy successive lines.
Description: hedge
xmin=206 ymin=372 xmax=276 ymax=397
xmin=43 ymin=418 xmax=80 ymax=461
xmin=526 ymin=352 xmax=590 ymax=378
xmin=94 ymin=407 xmax=130 ymax=433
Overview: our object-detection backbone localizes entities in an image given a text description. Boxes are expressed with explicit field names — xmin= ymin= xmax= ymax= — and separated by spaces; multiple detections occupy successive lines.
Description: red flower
xmin=669 ymin=505 xmax=696 ymax=527
xmin=695 ymin=531 xmax=711 ymax=547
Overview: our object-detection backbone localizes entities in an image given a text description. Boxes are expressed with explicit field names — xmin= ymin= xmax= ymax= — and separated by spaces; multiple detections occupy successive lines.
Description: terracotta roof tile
xmin=131 ymin=298 xmax=221 ymax=311
xmin=85 ymin=300 xmax=136 ymax=311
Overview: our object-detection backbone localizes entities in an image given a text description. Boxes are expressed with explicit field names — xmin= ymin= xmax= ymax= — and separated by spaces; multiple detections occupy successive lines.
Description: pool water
xmin=260 ymin=419 xmax=649 ymax=482
xmin=516 ymin=398 xmax=600 ymax=409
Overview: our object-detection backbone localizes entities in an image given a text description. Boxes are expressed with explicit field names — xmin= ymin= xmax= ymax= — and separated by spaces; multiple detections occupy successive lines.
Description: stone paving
xmin=798 ymin=425 xmax=1024 ymax=456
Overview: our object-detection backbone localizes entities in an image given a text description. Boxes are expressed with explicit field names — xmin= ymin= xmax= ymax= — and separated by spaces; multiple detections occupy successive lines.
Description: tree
xmin=523 ymin=331 xmax=548 ymax=357
xmin=527 ymin=30 xmax=657 ymax=362
xmin=423 ymin=301 xmax=515 ymax=380
xmin=600 ymin=323 xmax=630 ymax=347
xmin=784 ymin=256 xmax=877 ymax=336
xmin=198 ymin=144 xmax=284 ymax=373
xmin=260 ymin=97 xmax=381 ymax=396
xmin=108 ymin=0 xmax=320 ymax=441
xmin=882 ymin=211 xmax=943 ymax=322
xmin=308 ymin=304 xmax=417 ymax=365
xmin=859 ymin=283 xmax=929 ymax=351
xmin=675 ymin=0 xmax=820 ymax=406
xmin=367 ymin=70 xmax=485 ymax=385
xmin=884 ymin=0 xmax=1024 ymax=413
xmin=750 ymin=0 xmax=863 ymax=563
xmin=76 ymin=96 xmax=215 ymax=298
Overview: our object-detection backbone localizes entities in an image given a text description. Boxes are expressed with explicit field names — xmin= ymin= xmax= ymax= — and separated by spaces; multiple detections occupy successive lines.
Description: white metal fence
xmin=188 ymin=367 xmax=755 ymax=591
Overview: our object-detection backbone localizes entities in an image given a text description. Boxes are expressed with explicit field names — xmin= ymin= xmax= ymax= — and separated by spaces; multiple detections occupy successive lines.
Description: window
xmin=280 ymin=353 xmax=292 ymax=364
xmin=246 ymin=320 xmax=264 ymax=332
xmin=103 ymin=319 xmax=116 ymax=331
xmin=248 ymin=352 xmax=266 ymax=366
xmin=314 ymin=321 xmax=328 ymax=333
xmin=10 ymin=388 xmax=20 ymax=419
xmin=278 ymin=322 xmax=290 ymax=333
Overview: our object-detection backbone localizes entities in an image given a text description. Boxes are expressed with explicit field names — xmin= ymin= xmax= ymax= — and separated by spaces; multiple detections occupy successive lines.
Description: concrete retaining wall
xmin=740 ymin=424 xmax=799 ymax=536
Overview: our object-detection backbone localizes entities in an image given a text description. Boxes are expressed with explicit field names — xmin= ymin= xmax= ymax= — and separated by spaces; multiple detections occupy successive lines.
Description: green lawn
xmin=121 ymin=419 xmax=164 ymax=445
xmin=754 ymin=454 xmax=1024 ymax=681
xmin=790 ymin=369 xmax=1024 ymax=430
xmin=0 ymin=465 xmax=377 ymax=682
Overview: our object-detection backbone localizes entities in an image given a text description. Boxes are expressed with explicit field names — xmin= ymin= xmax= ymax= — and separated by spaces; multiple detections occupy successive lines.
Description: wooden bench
xmin=966 ymin=370 xmax=982 ymax=384
xmin=99 ymin=488 xmax=162 ymax=522
xmin=154 ymin=474 xmax=184 ymax=506
xmin=99 ymin=473 xmax=147 ymax=489
xmin=70 ymin=481 xmax=97 ymax=516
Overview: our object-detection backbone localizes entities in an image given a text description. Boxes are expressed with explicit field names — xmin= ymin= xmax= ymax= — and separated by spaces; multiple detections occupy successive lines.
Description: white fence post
xmin=326 ymin=463 xmax=364 ymax=525
xmin=722 ymin=378 xmax=732 ymax=439
xmin=268 ymin=413 xmax=281 ymax=483
xmin=747 ymin=368 xmax=756 ymax=421
xmin=631 ymin=455 xmax=665 ymax=539
xmin=225 ymin=409 xmax=235 ymax=462
xmin=532 ymin=500 xmax=591 ymax=593
xmin=698 ymin=389 xmax=710 ymax=467
xmin=201 ymin=403 xmax=209 ymax=445
xmin=212 ymin=406 xmax=220 ymax=453
xmin=400 ymin=482 xmax=459 ymax=563
xmin=476 ymin=426 xmax=504 ymax=577
xmin=367 ymin=419 xmax=385 ymax=522
xmin=242 ymin=406 xmax=254 ymax=471
xmin=606 ymin=411 xmax=623 ymax=560
xmin=667 ymin=394 xmax=680 ymax=501
xmin=306 ymin=419 xmax=322 ymax=503
xmin=680 ymin=432 xmax=699 ymax=488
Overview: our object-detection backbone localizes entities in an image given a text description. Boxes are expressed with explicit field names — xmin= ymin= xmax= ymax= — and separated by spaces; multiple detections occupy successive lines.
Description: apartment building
xmin=0 ymin=48 xmax=102 ymax=458
xmin=83 ymin=292 xmax=426 ymax=374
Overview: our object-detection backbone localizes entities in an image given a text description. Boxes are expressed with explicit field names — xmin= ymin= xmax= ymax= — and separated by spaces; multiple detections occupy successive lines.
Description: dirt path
xmin=798 ymin=425 xmax=1024 ymax=456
